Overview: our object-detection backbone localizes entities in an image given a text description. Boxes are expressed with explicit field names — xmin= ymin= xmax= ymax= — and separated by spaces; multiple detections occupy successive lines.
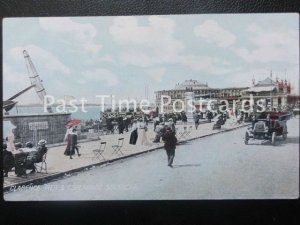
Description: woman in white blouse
xmin=136 ymin=119 xmax=152 ymax=146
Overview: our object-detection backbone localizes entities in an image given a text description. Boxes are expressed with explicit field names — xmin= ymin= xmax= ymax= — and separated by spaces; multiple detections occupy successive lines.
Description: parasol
xmin=65 ymin=119 xmax=81 ymax=128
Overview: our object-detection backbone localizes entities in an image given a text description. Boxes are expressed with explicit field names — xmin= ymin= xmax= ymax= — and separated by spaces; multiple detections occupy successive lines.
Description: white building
xmin=155 ymin=79 xmax=248 ymax=113
xmin=241 ymin=77 xmax=292 ymax=111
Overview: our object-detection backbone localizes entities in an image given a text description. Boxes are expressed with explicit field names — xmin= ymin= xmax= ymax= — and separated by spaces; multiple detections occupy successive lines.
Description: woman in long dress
xmin=136 ymin=119 xmax=153 ymax=146
xmin=70 ymin=127 xmax=81 ymax=158
xmin=64 ymin=126 xmax=74 ymax=159
xmin=3 ymin=120 xmax=16 ymax=151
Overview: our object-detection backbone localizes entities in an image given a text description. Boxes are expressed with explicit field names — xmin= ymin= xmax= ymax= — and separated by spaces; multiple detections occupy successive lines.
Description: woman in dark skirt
xmin=70 ymin=128 xmax=81 ymax=159
xmin=129 ymin=120 xmax=138 ymax=145
xmin=118 ymin=116 xmax=124 ymax=134
xmin=64 ymin=126 xmax=75 ymax=159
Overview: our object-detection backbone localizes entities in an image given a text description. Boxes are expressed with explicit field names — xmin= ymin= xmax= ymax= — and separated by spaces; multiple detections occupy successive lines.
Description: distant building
xmin=155 ymin=79 xmax=248 ymax=113
xmin=241 ymin=76 xmax=292 ymax=110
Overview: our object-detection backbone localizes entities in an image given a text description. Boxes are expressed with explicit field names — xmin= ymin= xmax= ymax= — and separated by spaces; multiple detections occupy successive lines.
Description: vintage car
xmin=244 ymin=112 xmax=290 ymax=145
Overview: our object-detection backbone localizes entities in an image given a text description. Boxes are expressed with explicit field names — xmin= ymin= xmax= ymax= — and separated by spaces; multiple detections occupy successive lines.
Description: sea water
xmin=8 ymin=106 xmax=102 ymax=120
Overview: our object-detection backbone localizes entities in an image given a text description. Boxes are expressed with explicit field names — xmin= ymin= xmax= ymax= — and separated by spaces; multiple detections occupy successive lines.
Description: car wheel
xmin=282 ymin=133 xmax=287 ymax=141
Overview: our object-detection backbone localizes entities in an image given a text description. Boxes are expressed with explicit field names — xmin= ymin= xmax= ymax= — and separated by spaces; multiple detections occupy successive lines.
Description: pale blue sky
xmin=3 ymin=13 xmax=299 ymax=104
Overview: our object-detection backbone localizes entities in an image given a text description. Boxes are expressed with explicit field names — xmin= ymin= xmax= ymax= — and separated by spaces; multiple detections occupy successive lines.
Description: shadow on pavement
xmin=246 ymin=140 xmax=272 ymax=146
xmin=172 ymin=164 xmax=201 ymax=168
xmin=285 ymin=136 xmax=300 ymax=144
xmin=177 ymin=142 xmax=194 ymax=145
xmin=246 ymin=137 xmax=297 ymax=147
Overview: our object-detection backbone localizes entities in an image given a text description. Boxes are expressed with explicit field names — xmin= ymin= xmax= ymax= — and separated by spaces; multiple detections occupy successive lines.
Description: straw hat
xmin=38 ymin=139 xmax=47 ymax=146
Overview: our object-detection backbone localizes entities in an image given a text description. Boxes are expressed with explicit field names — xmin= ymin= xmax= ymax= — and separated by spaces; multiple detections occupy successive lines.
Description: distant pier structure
xmin=4 ymin=113 xmax=71 ymax=145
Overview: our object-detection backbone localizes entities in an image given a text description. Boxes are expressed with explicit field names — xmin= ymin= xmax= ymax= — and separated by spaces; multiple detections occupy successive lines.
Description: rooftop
xmin=173 ymin=79 xmax=210 ymax=90
xmin=243 ymin=86 xmax=276 ymax=93
xmin=255 ymin=77 xmax=277 ymax=87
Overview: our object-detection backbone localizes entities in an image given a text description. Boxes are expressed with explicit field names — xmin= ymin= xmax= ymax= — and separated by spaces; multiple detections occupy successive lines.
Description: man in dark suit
xmin=162 ymin=127 xmax=177 ymax=168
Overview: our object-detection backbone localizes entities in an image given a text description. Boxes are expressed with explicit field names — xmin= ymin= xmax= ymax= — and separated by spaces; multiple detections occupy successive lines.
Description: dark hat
xmin=25 ymin=141 xmax=34 ymax=148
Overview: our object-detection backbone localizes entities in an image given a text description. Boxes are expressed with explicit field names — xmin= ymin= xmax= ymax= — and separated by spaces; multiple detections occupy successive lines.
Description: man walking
xmin=153 ymin=122 xmax=166 ymax=143
xmin=167 ymin=118 xmax=176 ymax=133
xmin=162 ymin=127 xmax=177 ymax=168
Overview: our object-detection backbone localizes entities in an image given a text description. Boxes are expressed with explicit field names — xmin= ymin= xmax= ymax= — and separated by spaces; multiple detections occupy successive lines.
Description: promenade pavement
xmin=3 ymin=118 xmax=248 ymax=191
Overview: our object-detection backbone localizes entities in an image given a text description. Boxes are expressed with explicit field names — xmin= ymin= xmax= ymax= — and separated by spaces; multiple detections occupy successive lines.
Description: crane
xmin=3 ymin=50 xmax=53 ymax=113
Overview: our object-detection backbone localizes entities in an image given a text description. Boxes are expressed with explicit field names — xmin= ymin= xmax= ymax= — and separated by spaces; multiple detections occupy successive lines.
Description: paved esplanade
xmin=5 ymin=118 xmax=299 ymax=200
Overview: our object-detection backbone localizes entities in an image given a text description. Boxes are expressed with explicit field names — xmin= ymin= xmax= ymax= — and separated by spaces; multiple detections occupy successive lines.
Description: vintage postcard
xmin=2 ymin=13 xmax=299 ymax=200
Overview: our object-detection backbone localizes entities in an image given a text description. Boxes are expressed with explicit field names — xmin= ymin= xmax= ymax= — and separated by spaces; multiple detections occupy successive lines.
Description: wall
xmin=3 ymin=113 xmax=71 ymax=145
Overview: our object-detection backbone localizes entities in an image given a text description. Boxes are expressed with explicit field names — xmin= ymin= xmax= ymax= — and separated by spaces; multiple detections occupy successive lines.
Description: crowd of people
xmin=78 ymin=110 xmax=219 ymax=167
xmin=2 ymin=139 xmax=48 ymax=177
xmin=3 ymin=106 xmax=291 ymax=179
xmin=128 ymin=115 xmax=178 ymax=167
xmin=2 ymin=109 xmax=253 ymax=178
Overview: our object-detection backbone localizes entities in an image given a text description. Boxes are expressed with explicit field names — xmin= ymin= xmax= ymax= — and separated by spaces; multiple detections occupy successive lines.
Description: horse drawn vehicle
xmin=244 ymin=111 xmax=290 ymax=146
